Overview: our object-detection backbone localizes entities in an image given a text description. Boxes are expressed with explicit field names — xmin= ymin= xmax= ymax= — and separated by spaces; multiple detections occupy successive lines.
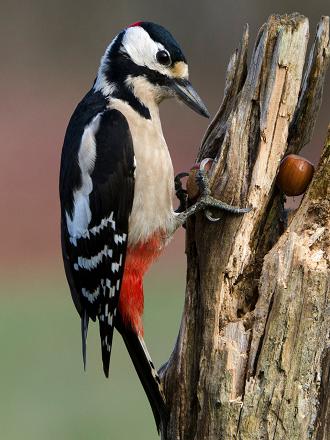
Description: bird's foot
xmin=195 ymin=167 xmax=251 ymax=221
xmin=173 ymin=165 xmax=251 ymax=230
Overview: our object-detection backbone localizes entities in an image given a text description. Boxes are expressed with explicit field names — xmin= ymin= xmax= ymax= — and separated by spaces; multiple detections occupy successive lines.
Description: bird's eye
xmin=156 ymin=50 xmax=171 ymax=66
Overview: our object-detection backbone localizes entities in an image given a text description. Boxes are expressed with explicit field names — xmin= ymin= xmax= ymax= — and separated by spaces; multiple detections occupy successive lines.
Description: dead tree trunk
xmin=160 ymin=13 xmax=330 ymax=440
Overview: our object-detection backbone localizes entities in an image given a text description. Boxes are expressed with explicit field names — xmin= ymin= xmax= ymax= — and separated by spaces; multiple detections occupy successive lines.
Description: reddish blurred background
xmin=1 ymin=0 xmax=329 ymax=274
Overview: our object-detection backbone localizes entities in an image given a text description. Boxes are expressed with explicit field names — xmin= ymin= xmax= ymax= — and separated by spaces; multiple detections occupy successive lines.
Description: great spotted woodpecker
xmin=60 ymin=21 xmax=249 ymax=431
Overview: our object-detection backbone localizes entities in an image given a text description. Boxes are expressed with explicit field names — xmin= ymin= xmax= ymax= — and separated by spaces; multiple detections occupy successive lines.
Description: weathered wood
xmin=288 ymin=16 xmax=330 ymax=154
xmin=160 ymin=13 xmax=329 ymax=440
xmin=239 ymin=127 xmax=330 ymax=440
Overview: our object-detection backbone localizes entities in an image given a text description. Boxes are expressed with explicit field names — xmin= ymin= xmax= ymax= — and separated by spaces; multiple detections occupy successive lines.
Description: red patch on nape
xmin=128 ymin=21 xmax=143 ymax=28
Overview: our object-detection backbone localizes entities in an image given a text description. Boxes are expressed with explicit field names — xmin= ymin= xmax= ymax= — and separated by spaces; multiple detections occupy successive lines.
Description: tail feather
xmin=98 ymin=313 xmax=115 ymax=378
xmin=117 ymin=321 xmax=168 ymax=432
xmin=81 ymin=309 xmax=89 ymax=371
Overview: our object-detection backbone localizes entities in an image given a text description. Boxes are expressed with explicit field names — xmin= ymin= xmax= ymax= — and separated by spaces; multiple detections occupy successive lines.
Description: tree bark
xmin=160 ymin=13 xmax=330 ymax=440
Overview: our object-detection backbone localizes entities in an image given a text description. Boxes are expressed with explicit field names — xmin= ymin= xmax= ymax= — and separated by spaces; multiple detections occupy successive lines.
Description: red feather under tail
xmin=118 ymin=233 xmax=164 ymax=334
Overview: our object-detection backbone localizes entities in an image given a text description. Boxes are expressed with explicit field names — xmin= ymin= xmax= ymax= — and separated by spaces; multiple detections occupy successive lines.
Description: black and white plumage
xmin=59 ymin=21 xmax=210 ymax=431
xmin=60 ymin=91 xmax=135 ymax=374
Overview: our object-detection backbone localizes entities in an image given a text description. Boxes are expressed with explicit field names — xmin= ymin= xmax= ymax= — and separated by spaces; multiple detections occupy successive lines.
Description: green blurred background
xmin=0 ymin=0 xmax=329 ymax=439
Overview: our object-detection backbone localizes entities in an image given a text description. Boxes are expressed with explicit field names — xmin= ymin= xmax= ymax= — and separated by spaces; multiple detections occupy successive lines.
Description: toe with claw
xmin=196 ymin=168 xmax=251 ymax=221
xmin=172 ymin=162 xmax=252 ymax=232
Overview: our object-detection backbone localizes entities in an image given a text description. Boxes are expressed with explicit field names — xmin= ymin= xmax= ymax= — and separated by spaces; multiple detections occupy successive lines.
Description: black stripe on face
xmin=112 ymin=55 xmax=174 ymax=89
xmin=105 ymin=59 xmax=152 ymax=119
xmin=105 ymin=57 xmax=175 ymax=119
xmin=102 ymin=31 xmax=176 ymax=119
xmin=113 ymin=87 xmax=151 ymax=119
xmin=101 ymin=32 xmax=151 ymax=119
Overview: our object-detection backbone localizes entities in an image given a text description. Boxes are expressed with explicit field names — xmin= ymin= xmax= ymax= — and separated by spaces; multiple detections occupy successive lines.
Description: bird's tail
xmin=81 ymin=309 xmax=89 ymax=370
xmin=117 ymin=322 xmax=168 ymax=433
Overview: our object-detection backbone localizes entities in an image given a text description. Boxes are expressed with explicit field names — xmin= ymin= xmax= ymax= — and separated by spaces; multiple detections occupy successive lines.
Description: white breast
xmin=109 ymin=99 xmax=176 ymax=246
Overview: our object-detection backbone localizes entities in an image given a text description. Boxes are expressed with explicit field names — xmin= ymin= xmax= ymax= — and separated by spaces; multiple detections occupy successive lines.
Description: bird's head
xmin=94 ymin=22 xmax=210 ymax=118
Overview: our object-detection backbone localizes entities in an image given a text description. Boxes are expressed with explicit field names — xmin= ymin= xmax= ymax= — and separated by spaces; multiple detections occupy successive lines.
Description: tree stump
xmin=160 ymin=13 xmax=330 ymax=440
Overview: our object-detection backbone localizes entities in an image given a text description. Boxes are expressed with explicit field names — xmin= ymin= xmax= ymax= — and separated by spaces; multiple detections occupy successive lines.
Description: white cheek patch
xmin=122 ymin=27 xmax=174 ymax=77
xmin=122 ymin=27 xmax=163 ymax=68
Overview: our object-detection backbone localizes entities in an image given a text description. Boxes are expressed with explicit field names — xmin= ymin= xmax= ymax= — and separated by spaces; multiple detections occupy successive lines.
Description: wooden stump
xmin=160 ymin=13 xmax=330 ymax=440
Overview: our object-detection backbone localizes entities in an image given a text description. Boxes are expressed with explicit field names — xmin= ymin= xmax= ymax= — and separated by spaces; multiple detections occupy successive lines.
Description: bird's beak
xmin=171 ymin=79 xmax=210 ymax=118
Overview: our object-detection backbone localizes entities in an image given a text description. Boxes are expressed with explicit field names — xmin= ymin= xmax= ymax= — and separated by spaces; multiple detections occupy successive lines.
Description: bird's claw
xmin=195 ymin=169 xmax=252 ymax=220
xmin=204 ymin=209 xmax=221 ymax=222
xmin=172 ymin=167 xmax=252 ymax=233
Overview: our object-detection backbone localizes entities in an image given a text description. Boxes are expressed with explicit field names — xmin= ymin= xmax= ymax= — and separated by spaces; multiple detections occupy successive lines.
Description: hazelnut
xmin=276 ymin=154 xmax=314 ymax=196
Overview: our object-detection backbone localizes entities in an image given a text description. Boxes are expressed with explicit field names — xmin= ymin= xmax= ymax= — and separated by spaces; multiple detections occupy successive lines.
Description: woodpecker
xmin=60 ymin=21 xmax=249 ymax=432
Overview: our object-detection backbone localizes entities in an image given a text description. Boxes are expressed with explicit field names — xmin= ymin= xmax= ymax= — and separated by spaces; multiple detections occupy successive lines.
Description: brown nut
xmin=186 ymin=158 xmax=213 ymax=200
xmin=276 ymin=154 xmax=314 ymax=196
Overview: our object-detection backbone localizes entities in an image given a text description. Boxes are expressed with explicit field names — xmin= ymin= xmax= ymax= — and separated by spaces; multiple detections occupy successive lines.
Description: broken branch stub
xmin=161 ymin=13 xmax=329 ymax=440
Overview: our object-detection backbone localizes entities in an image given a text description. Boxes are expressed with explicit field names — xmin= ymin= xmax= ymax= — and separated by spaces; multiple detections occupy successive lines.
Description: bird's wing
xmin=60 ymin=108 xmax=135 ymax=376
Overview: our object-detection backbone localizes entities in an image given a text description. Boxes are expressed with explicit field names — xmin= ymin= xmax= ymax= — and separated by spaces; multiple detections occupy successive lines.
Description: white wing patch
xmin=66 ymin=193 xmax=92 ymax=245
xmin=66 ymin=115 xmax=101 ymax=243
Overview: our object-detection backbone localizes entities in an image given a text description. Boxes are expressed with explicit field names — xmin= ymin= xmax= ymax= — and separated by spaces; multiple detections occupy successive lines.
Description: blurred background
xmin=0 ymin=0 xmax=329 ymax=439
